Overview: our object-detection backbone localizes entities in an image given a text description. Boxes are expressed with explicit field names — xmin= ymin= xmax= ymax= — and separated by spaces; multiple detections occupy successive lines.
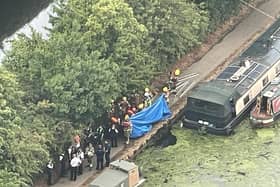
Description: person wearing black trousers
xmin=77 ymin=148 xmax=84 ymax=175
xmin=59 ymin=152 xmax=66 ymax=177
xmin=104 ymin=140 xmax=111 ymax=167
xmin=70 ymin=154 xmax=81 ymax=181
xmin=95 ymin=144 xmax=104 ymax=170
xmin=46 ymin=160 xmax=54 ymax=185
xmin=108 ymin=124 xmax=118 ymax=147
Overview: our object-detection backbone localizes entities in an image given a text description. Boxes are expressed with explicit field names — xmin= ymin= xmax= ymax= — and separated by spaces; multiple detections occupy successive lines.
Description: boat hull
xmin=181 ymin=99 xmax=254 ymax=136
xmin=182 ymin=117 xmax=234 ymax=136
xmin=249 ymin=116 xmax=274 ymax=128
xmin=250 ymin=111 xmax=280 ymax=128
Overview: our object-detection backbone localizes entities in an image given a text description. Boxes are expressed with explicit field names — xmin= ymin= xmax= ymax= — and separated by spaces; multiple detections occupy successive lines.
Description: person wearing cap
xmin=137 ymin=102 xmax=144 ymax=112
xmin=120 ymin=97 xmax=131 ymax=121
xmin=123 ymin=115 xmax=132 ymax=145
xmin=104 ymin=140 xmax=111 ymax=167
xmin=163 ymin=87 xmax=170 ymax=104
xmin=144 ymin=88 xmax=153 ymax=107
xmin=168 ymin=69 xmax=180 ymax=94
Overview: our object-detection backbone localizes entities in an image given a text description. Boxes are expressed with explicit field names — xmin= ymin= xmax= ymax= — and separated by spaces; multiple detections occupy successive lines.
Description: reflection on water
xmin=136 ymin=119 xmax=280 ymax=187
xmin=0 ymin=1 xmax=54 ymax=62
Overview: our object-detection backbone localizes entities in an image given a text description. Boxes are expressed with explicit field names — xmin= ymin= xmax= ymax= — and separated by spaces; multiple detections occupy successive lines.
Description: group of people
xmin=46 ymin=133 xmax=112 ymax=184
xmin=66 ymin=134 xmax=113 ymax=182
xmin=46 ymin=69 xmax=181 ymax=185
xmin=107 ymin=69 xmax=180 ymax=145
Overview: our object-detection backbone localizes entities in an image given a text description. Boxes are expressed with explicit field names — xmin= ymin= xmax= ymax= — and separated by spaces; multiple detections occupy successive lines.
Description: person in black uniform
xmin=46 ymin=160 xmax=54 ymax=185
xmin=95 ymin=144 xmax=104 ymax=170
xmin=108 ymin=124 xmax=118 ymax=147
xmin=104 ymin=140 xmax=111 ymax=167
xmin=59 ymin=152 xmax=66 ymax=177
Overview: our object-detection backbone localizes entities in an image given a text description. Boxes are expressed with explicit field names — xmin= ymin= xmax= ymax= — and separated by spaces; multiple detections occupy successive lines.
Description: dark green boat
xmin=182 ymin=21 xmax=280 ymax=135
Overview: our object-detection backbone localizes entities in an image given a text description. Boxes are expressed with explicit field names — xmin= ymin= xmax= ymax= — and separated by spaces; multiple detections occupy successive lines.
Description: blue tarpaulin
xmin=130 ymin=94 xmax=172 ymax=138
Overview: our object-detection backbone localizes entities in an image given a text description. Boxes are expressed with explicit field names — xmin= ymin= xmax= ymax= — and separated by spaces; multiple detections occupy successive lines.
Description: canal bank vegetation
xmin=1 ymin=0 xmax=256 ymax=185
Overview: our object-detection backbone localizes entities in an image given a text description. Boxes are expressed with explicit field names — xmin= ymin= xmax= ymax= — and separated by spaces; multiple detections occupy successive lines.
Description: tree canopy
xmin=126 ymin=0 xmax=209 ymax=65
xmin=1 ymin=0 xmax=247 ymax=185
xmin=0 ymin=67 xmax=49 ymax=186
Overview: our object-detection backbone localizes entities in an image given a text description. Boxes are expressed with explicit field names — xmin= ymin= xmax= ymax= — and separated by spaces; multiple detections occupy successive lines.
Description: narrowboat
xmin=250 ymin=76 xmax=280 ymax=128
xmin=181 ymin=22 xmax=280 ymax=135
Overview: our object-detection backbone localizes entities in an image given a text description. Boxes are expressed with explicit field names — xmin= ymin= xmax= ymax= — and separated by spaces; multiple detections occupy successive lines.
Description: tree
xmin=192 ymin=0 xmax=241 ymax=31
xmin=0 ymin=67 xmax=49 ymax=186
xmin=85 ymin=0 xmax=157 ymax=92
xmin=126 ymin=0 xmax=209 ymax=66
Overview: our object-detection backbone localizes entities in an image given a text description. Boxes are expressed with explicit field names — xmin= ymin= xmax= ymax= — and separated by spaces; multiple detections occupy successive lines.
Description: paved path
xmin=178 ymin=0 xmax=280 ymax=93
xmin=51 ymin=142 xmax=124 ymax=187
xmin=49 ymin=1 xmax=280 ymax=187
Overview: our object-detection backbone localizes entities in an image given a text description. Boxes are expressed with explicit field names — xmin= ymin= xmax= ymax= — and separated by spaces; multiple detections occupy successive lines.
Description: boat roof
xmin=189 ymin=20 xmax=280 ymax=104
xmin=262 ymin=76 xmax=280 ymax=99
xmin=189 ymin=81 xmax=240 ymax=105
xmin=216 ymin=40 xmax=280 ymax=95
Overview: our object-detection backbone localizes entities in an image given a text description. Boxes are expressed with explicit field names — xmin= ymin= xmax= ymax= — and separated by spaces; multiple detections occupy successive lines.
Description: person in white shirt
xmin=70 ymin=154 xmax=81 ymax=181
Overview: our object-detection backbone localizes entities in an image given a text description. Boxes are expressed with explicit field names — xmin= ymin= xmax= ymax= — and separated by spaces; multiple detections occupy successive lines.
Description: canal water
xmin=135 ymin=19 xmax=280 ymax=187
xmin=136 ymin=121 xmax=280 ymax=187
xmin=0 ymin=0 xmax=54 ymax=62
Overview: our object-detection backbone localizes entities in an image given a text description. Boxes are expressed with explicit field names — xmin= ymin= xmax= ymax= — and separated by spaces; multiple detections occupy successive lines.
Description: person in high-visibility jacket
xmin=144 ymin=87 xmax=153 ymax=107
xmin=137 ymin=102 xmax=144 ymax=112
xmin=163 ymin=87 xmax=170 ymax=104
xmin=168 ymin=69 xmax=180 ymax=94
xmin=122 ymin=115 xmax=132 ymax=145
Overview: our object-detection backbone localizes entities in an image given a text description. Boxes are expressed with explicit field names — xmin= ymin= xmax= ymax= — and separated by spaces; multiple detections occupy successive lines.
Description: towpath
xmin=48 ymin=0 xmax=280 ymax=187
xmin=176 ymin=0 xmax=280 ymax=96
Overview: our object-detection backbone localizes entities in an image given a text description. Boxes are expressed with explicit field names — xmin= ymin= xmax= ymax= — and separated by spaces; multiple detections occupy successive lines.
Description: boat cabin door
xmin=259 ymin=95 xmax=272 ymax=115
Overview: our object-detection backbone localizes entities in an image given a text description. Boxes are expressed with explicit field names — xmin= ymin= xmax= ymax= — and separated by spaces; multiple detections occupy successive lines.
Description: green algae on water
xmin=135 ymin=119 xmax=280 ymax=187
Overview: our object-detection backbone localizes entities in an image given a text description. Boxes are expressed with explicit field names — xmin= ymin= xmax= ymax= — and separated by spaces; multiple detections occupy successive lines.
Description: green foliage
xmin=86 ymin=0 xmax=157 ymax=91
xmin=127 ymin=0 xmax=209 ymax=65
xmin=0 ymin=67 xmax=49 ymax=186
xmin=5 ymin=30 xmax=120 ymax=123
xmin=0 ymin=170 xmax=26 ymax=187
xmin=193 ymin=0 xmax=242 ymax=31
xmin=1 ymin=0 xmax=245 ymax=185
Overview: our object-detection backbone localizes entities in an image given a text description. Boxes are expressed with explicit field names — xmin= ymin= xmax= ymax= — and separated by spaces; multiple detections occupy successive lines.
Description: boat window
xmin=262 ymin=76 xmax=269 ymax=86
xmin=188 ymin=98 xmax=226 ymax=116
xmin=243 ymin=95 xmax=250 ymax=105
